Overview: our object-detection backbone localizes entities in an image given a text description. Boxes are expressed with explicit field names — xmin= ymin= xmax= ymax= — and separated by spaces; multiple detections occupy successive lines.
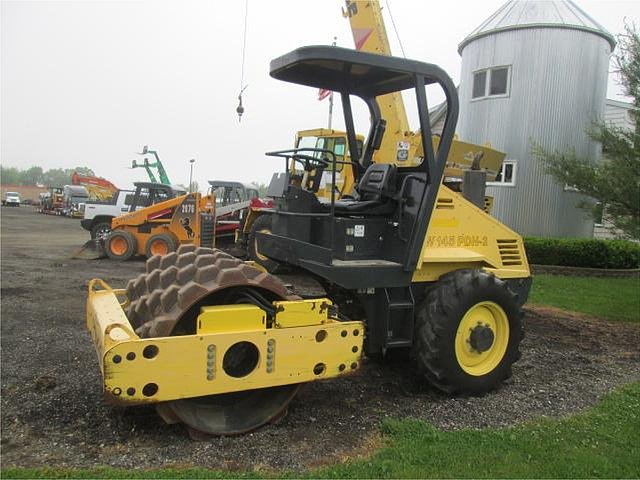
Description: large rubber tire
xmin=247 ymin=214 xmax=279 ymax=272
xmin=124 ymin=245 xmax=301 ymax=437
xmin=413 ymin=269 xmax=524 ymax=396
xmin=91 ymin=221 xmax=112 ymax=241
xmin=105 ymin=230 xmax=137 ymax=261
xmin=144 ymin=233 xmax=178 ymax=258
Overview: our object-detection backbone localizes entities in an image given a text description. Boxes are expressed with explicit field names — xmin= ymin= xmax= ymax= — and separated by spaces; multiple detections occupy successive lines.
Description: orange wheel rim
xmin=150 ymin=239 xmax=168 ymax=256
xmin=110 ymin=237 xmax=128 ymax=255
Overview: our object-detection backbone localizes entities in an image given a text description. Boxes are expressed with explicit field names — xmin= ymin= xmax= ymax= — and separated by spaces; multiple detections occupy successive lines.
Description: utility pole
xmin=327 ymin=37 xmax=337 ymax=130
xmin=189 ymin=159 xmax=195 ymax=192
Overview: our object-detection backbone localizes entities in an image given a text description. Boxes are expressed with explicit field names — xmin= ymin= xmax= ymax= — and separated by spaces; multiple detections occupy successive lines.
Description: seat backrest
xmin=357 ymin=163 xmax=397 ymax=200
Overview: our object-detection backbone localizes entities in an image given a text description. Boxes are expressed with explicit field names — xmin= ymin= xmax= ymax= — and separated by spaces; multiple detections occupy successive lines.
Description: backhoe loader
xmin=86 ymin=46 xmax=531 ymax=439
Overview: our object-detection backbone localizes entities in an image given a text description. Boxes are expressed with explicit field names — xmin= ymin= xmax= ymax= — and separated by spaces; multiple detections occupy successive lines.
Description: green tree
xmin=42 ymin=168 xmax=68 ymax=187
xmin=23 ymin=166 xmax=44 ymax=185
xmin=250 ymin=181 xmax=268 ymax=197
xmin=0 ymin=166 xmax=20 ymax=185
xmin=534 ymin=23 xmax=640 ymax=240
xmin=0 ymin=165 xmax=97 ymax=187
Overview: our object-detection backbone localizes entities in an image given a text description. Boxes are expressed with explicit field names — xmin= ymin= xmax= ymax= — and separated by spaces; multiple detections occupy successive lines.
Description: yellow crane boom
xmin=344 ymin=0 xmax=412 ymax=146
xmin=343 ymin=0 xmax=504 ymax=177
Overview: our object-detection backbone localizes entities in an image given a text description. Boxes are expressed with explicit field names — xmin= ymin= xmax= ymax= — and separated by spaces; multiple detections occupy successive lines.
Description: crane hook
xmin=236 ymin=94 xmax=244 ymax=121
xmin=236 ymin=85 xmax=248 ymax=122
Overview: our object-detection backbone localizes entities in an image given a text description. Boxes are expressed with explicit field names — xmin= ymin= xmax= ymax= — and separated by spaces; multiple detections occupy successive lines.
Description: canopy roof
xmin=270 ymin=46 xmax=454 ymax=98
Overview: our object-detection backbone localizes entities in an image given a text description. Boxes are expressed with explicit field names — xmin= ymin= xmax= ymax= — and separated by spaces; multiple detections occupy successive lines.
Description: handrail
xmin=265 ymin=147 xmax=350 ymax=260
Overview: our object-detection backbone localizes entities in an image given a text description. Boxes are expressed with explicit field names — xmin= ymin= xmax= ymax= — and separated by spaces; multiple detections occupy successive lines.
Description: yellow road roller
xmin=86 ymin=45 xmax=531 ymax=438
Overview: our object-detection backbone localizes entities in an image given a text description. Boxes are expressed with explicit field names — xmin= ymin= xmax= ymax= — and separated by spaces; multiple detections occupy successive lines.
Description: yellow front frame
xmin=87 ymin=280 xmax=364 ymax=406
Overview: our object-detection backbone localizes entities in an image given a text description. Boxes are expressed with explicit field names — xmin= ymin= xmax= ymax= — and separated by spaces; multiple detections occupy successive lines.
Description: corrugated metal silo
xmin=457 ymin=0 xmax=616 ymax=237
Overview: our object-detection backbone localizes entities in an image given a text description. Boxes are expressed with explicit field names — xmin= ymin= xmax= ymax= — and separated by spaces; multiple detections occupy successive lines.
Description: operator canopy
xmin=270 ymin=45 xmax=454 ymax=98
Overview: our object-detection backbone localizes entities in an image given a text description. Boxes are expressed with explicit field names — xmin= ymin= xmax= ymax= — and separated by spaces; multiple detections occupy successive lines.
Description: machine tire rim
xmin=110 ymin=236 xmax=128 ymax=256
xmin=454 ymin=301 xmax=509 ymax=376
xmin=95 ymin=225 xmax=111 ymax=240
xmin=254 ymin=228 xmax=272 ymax=261
xmin=149 ymin=239 xmax=169 ymax=256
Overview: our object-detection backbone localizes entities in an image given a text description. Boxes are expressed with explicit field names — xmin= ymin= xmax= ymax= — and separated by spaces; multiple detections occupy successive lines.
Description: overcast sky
xmin=2 ymin=0 xmax=639 ymax=190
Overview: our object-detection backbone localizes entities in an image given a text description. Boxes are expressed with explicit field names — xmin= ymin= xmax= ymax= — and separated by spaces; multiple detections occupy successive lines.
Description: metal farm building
xmin=457 ymin=0 xmax=616 ymax=237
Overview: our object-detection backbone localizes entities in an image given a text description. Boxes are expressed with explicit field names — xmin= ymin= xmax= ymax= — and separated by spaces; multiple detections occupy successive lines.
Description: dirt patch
xmin=0 ymin=287 xmax=30 ymax=297
xmin=1 ymin=206 xmax=639 ymax=471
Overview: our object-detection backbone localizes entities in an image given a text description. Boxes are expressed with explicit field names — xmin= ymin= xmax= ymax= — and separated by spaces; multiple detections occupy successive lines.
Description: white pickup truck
xmin=2 ymin=192 xmax=21 ymax=207
xmin=80 ymin=182 xmax=184 ymax=239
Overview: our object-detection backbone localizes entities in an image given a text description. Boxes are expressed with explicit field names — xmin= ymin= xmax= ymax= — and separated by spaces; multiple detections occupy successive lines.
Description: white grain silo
xmin=457 ymin=0 xmax=615 ymax=237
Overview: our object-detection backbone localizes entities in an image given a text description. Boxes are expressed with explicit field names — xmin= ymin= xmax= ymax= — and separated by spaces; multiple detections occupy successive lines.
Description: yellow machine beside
xmin=86 ymin=33 xmax=532 ymax=438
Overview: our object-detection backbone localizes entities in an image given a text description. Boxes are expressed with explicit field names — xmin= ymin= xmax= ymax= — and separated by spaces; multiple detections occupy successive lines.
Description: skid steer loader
xmin=86 ymin=46 xmax=531 ymax=438
xmin=101 ymin=191 xmax=214 ymax=260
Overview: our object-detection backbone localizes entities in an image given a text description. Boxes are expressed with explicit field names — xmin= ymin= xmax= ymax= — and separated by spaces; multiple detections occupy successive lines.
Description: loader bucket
xmin=72 ymin=238 xmax=106 ymax=260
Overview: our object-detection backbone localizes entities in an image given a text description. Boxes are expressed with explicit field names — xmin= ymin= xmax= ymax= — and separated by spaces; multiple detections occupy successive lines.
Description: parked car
xmin=2 ymin=192 xmax=21 ymax=207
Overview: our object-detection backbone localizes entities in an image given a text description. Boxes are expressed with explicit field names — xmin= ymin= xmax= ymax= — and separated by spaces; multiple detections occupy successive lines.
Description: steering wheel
xmin=292 ymin=154 xmax=329 ymax=192
xmin=292 ymin=153 xmax=330 ymax=171
xmin=265 ymin=148 xmax=342 ymax=193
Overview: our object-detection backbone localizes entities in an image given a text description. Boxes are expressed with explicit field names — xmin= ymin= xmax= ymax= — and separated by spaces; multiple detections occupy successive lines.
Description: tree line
xmin=0 ymin=165 xmax=95 ymax=187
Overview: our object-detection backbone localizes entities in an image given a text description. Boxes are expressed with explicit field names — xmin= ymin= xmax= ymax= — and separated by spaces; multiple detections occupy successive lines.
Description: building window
xmin=472 ymin=71 xmax=486 ymax=99
xmin=488 ymin=159 xmax=517 ymax=186
xmin=472 ymin=66 xmax=511 ymax=99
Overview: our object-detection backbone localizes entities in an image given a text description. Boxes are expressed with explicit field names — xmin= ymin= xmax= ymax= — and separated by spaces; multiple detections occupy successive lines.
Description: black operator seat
xmin=327 ymin=162 xmax=398 ymax=215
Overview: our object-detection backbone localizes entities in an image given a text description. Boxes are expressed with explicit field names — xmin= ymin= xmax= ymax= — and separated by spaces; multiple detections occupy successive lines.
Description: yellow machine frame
xmin=87 ymin=279 xmax=364 ymax=405
xmin=414 ymin=186 xmax=529 ymax=282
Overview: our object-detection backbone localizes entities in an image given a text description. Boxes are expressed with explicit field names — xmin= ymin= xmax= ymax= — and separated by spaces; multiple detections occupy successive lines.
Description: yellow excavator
xmin=236 ymin=0 xmax=504 ymax=268
xmin=86 ymin=45 xmax=531 ymax=439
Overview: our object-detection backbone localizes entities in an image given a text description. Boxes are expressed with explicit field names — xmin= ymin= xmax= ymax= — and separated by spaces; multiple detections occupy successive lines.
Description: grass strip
xmin=528 ymin=274 xmax=640 ymax=322
xmin=3 ymin=383 xmax=639 ymax=479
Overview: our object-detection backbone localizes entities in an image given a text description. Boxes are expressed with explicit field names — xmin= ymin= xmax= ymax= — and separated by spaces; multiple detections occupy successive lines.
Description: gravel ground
xmin=1 ymin=206 xmax=639 ymax=471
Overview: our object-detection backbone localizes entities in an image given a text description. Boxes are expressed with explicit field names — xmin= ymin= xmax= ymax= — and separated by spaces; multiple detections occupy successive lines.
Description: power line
xmin=385 ymin=0 xmax=406 ymax=58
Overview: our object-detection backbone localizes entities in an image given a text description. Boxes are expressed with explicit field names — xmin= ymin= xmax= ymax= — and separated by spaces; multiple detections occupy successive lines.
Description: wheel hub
xmin=469 ymin=324 xmax=495 ymax=353
xmin=96 ymin=227 xmax=111 ymax=240
xmin=454 ymin=301 xmax=510 ymax=377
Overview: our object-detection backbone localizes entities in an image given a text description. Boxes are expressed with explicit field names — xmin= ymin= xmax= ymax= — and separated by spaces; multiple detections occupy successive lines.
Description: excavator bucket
xmin=72 ymin=238 xmax=106 ymax=260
